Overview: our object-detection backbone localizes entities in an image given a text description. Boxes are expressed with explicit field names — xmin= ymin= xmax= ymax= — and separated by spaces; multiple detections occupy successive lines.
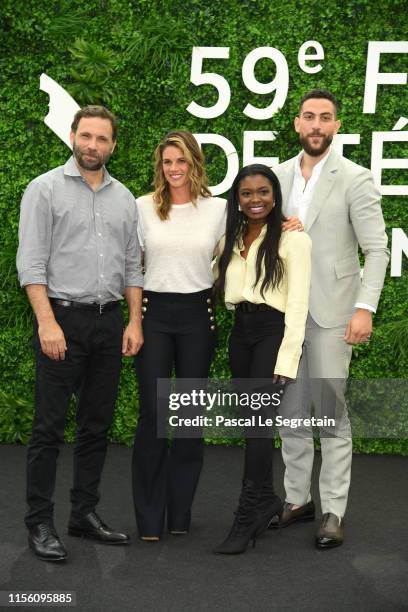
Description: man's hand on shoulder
xmin=344 ymin=309 xmax=373 ymax=345
xmin=38 ymin=319 xmax=67 ymax=360
xmin=282 ymin=216 xmax=304 ymax=232
xmin=122 ymin=320 xmax=144 ymax=356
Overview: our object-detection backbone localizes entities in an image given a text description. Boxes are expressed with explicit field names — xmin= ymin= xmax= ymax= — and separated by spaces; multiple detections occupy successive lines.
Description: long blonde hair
xmin=153 ymin=131 xmax=212 ymax=220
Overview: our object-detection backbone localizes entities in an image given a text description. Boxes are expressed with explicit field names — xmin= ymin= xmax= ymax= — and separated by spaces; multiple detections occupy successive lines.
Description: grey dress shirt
xmin=16 ymin=156 xmax=143 ymax=303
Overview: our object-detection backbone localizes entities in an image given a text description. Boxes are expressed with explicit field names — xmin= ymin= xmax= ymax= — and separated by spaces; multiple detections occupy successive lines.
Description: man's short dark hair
xmin=71 ymin=105 xmax=118 ymax=141
xmin=299 ymin=89 xmax=339 ymax=117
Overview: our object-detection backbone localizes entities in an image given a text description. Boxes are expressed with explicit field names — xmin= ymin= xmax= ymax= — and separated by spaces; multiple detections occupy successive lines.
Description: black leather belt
xmin=50 ymin=298 xmax=120 ymax=314
xmin=235 ymin=301 xmax=274 ymax=313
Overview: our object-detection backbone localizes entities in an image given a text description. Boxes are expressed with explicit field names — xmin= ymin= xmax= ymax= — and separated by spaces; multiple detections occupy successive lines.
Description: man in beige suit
xmin=273 ymin=89 xmax=389 ymax=548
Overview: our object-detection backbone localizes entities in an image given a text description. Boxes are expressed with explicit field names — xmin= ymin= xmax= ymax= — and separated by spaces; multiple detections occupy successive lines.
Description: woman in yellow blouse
xmin=213 ymin=164 xmax=311 ymax=554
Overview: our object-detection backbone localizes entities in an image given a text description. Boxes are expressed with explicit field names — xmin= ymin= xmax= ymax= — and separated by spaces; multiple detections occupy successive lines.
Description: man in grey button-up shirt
xmin=17 ymin=105 xmax=143 ymax=561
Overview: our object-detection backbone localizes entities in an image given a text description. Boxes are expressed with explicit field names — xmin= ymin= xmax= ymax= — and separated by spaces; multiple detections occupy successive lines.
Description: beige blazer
xmin=274 ymin=149 xmax=390 ymax=328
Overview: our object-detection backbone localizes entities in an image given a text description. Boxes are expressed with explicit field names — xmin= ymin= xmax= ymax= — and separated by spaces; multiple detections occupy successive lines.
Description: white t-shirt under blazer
xmin=136 ymin=194 xmax=227 ymax=293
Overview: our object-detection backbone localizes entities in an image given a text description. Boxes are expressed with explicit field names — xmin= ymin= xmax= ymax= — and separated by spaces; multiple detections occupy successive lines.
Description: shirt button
xmin=100 ymin=274 xmax=104 ymax=278
xmin=98 ymin=232 xmax=102 ymax=236
xmin=96 ymin=213 xmax=100 ymax=217
xmin=98 ymin=294 xmax=101 ymax=298
xmin=99 ymin=253 xmax=103 ymax=257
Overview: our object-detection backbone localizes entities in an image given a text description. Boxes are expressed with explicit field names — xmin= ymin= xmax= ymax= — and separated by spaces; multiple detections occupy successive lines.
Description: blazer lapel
xmin=305 ymin=149 xmax=339 ymax=232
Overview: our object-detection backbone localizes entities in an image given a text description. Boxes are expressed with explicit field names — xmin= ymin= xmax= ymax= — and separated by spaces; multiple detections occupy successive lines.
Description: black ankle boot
xmin=255 ymin=468 xmax=283 ymax=537
xmin=214 ymin=479 xmax=261 ymax=555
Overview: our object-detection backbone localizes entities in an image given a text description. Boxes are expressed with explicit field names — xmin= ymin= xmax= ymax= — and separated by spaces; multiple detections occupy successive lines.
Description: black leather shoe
xmin=68 ymin=512 xmax=129 ymax=544
xmin=269 ymin=500 xmax=315 ymax=529
xmin=28 ymin=523 xmax=67 ymax=562
xmin=316 ymin=513 xmax=344 ymax=549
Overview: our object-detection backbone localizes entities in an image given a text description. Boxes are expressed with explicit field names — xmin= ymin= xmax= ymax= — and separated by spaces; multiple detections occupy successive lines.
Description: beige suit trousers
xmin=278 ymin=314 xmax=353 ymax=517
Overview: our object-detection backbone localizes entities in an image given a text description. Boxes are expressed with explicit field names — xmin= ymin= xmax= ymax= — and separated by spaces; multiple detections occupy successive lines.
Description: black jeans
xmin=229 ymin=307 xmax=285 ymax=486
xmin=25 ymin=303 xmax=123 ymax=529
xmin=132 ymin=289 xmax=216 ymax=537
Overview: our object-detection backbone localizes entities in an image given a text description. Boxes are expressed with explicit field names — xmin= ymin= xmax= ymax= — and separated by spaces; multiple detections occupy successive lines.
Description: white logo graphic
xmin=40 ymin=73 xmax=80 ymax=149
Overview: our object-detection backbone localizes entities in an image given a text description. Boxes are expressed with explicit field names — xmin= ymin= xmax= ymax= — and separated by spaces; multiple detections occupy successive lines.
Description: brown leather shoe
xmin=315 ymin=512 xmax=344 ymax=549
xmin=269 ymin=500 xmax=315 ymax=529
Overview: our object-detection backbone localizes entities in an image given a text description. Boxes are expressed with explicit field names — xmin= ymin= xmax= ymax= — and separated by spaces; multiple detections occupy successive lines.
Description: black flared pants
xmin=132 ymin=289 xmax=216 ymax=537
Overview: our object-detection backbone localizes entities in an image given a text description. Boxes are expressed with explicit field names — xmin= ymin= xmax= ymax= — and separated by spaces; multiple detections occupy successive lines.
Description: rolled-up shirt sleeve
xmin=124 ymin=195 xmax=144 ymax=288
xmin=16 ymin=180 xmax=53 ymax=287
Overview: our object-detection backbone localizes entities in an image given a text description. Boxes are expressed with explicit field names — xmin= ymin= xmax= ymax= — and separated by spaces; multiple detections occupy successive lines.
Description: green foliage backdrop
xmin=1 ymin=0 xmax=407 ymax=453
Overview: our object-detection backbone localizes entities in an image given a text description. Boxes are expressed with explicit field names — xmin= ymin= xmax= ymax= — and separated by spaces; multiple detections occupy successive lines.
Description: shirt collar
xmin=63 ymin=156 xmax=112 ymax=187
xmin=295 ymin=146 xmax=331 ymax=179
xmin=234 ymin=224 xmax=267 ymax=253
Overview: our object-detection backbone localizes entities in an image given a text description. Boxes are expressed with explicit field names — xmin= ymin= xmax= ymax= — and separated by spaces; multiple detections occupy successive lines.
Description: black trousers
xmin=132 ymin=289 xmax=216 ymax=537
xmin=229 ymin=308 xmax=285 ymax=486
xmin=25 ymin=303 xmax=123 ymax=529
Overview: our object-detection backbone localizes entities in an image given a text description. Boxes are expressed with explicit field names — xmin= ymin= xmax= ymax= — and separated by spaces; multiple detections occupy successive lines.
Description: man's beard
xmin=300 ymin=133 xmax=332 ymax=157
xmin=73 ymin=143 xmax=112 ymax=171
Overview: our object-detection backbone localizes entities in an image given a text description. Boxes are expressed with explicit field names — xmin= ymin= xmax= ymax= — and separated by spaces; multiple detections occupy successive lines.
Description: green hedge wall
xmin=1 ymin=0 xmax=407 ymax=453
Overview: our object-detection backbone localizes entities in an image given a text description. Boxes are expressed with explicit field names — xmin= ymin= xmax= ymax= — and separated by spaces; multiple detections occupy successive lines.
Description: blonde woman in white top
xmin=132 ymin=131 xmax=226 ymax=541
xmin=213 ymin=164 xmax=311 ymax=554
